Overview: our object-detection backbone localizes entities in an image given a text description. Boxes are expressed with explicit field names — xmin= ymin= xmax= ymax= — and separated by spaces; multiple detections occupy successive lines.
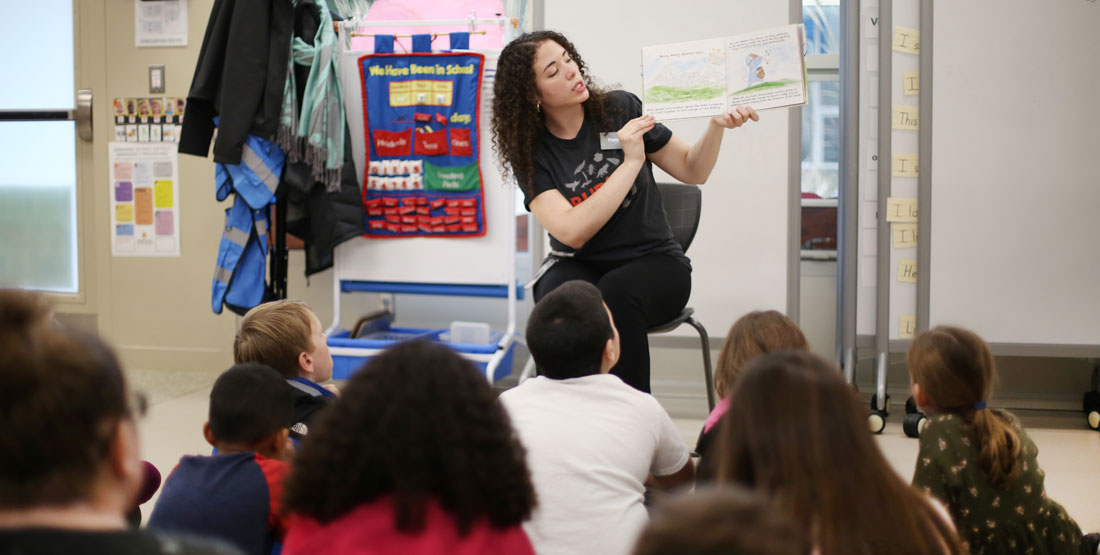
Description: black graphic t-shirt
xmin=521 ymin=91 xmax=689 ymax=266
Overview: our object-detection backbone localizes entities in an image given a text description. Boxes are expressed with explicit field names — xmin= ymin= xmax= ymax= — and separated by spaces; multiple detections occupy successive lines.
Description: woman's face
xmin=532 ymin=40 xmax=589 ymax=110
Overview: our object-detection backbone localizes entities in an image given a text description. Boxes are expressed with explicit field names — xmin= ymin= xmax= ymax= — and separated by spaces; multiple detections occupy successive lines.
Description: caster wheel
xmin=870 ymin=393 xmax=891 ymax=416
xmin=868 ymin=411 xmax=887 ymax=434
xmin=905 ymin=396 xmax=918 ymax=415
xmin=903 ymin=413 xmax=927 ymax=438
xmin=1088 ymin=410 xmax=1100 ymax=431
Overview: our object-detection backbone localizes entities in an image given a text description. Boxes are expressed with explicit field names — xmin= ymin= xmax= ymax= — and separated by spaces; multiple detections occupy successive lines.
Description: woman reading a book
xmin=491 ymin=31 xmax=758 ymax=393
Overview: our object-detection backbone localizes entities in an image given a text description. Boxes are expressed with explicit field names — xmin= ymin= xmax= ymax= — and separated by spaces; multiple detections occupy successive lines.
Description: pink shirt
xmin=283 ymin=496 xmax=534 ymax=555
xmin=703 ymin=397 xmax=730 ymax=433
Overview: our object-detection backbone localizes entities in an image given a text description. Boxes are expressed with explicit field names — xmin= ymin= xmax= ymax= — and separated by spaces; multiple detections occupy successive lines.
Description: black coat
xmin=179 ymin=0 xmax=294 ymax=164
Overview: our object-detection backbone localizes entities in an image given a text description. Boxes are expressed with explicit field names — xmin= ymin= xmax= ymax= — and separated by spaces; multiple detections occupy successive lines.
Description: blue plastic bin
xmin=327 ymin=327 xmax=516 ymax=383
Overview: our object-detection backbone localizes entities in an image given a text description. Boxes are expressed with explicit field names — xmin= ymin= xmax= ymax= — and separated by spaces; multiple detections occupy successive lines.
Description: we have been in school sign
xmin=359 ymin=52 xmax=486 ymax=238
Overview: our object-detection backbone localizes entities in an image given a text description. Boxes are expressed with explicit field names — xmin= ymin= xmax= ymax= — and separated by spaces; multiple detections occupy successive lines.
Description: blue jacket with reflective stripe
xmin=210 ymin=133 xmax=285 ymax=314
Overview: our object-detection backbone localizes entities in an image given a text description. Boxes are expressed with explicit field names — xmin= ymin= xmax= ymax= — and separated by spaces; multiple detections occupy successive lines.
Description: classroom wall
xmin=56 ymin=0 xmax=234 ymax=391
xmin=51 ymin=1 xmax=1092 ymax=416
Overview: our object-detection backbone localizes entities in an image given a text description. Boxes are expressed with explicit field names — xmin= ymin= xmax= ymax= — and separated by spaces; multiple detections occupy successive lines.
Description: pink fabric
xmin=349 ymin=0 xmax=508 ymax=52
xmin=283 ymin=496 xmax=534 ymax=555
xmin=703 ymin=397 xmax=730 ymax=433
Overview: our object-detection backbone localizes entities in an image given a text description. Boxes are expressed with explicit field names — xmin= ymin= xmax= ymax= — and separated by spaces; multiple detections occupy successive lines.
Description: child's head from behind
xmin=205 ymin=363 xmax=293 ymax=457
xmin=282 ymin=340 xmax=535 ymax=534
xmin=714 ymin=310 xmax=808 ymax=399
xmin=234 ymin=300 xmax=332 ymax=383
xmin=908 ymin=325 xmax=1021 ymax=487
xmin=907 ymin=325 xmax=995 ymax=414
xmin=716 ymin=351 xmax=962 ymax=554
xmin=526 ymin=280 xmax=618 ymax=379
xmin=633 ymin=486 xmax=810 ymax=555
xmin=0 ymin=289 xmax=141 ymax=511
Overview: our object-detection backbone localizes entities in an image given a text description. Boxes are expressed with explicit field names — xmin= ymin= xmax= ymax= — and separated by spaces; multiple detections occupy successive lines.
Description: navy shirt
xmin=148 ymin=452 xmax=288 ymax=555
xmin=521 ymin=91 xmax=688 ymax=266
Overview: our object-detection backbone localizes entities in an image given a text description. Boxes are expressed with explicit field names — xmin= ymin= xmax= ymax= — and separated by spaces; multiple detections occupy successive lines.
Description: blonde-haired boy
xmin=234 ymin=300 xmax=338 ymax=439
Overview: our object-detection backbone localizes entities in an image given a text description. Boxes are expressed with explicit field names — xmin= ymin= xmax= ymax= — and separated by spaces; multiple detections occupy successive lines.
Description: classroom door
xmin=0 ymin=1 xmax=104 ymax=304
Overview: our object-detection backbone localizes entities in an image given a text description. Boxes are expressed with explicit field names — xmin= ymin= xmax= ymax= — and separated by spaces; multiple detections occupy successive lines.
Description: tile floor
xmin=132 ymin=369 xmax=1100 ymax=535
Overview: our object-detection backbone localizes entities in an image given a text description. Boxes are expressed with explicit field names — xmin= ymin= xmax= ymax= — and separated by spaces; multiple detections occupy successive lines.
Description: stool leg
xmin=685 ymin=317 xmax=715 ymax=412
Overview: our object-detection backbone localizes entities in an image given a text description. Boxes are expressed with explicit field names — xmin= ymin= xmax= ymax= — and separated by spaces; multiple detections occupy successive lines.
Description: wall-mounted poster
xmin=109 ymin=142 xmax=180 ymax=256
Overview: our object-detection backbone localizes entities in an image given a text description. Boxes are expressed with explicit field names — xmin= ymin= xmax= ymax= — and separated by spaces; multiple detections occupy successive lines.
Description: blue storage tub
xmin=327 ymin=327 xmax=516 ymax=383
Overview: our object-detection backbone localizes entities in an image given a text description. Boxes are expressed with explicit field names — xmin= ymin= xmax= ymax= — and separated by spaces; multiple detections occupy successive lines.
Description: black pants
xmin=534 ymin=253 xmax=691 ymax=392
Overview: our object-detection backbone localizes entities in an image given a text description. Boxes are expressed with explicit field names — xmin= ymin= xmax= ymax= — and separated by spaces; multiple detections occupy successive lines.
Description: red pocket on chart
xmin=402 ymin=215 xmax=417 ymax=224
xmin=460 ymin=199 xmax=476 ymax=208
xmin=367 ymin=207 xmax=382 ymax=217
xmin=462 ymin=225 xmax=479 ymax=233
xmin=444 ymin=215 xmax=460 ymax=224
xmin=460 ymin=208 xmax=477 ymax=216
xmin=461 ymin=216 xmax=476 ymax=225
xmin=385 ymin=214 xmax=401 ymax=224
xmin=368 ymin=220 xmax=386 ymax=230
xmin=416 ymin=207 xmax=430 ymax=216
xmin=444 ymin=207 xmax=462 ymax=216
xmin=432 ymin=226 xmax=446 ymax=233
xmin=414 ymin=128 xmax=449 ymax=156
xmin=418 ymin=224 xmax=432 ymax=233
xmin=365 ymin=198 xmax=383 ymax=208
xmin=401 ymin=197 xmax=418 ymax=206
xmin=446 ymin=199 xmax=461 ymax=208
xmin=449 ymin=128 xmax=473 ymax=157
xmin=373 ymin=128 xmax=412 ymax=156
xmin=386 ymin=223 xmax=402 ymax=232
xmin=446 ymin=224 xmax=462 ymax=232
xmin=430 ymin=198 xmax=446 ymax=209
xmin=430 ymin=216 xmax=444 ymax=226
xmin=382 ymin=197 xmax=400 ymax=207
xmin=402 ymin=225 xmax=418 ymax=233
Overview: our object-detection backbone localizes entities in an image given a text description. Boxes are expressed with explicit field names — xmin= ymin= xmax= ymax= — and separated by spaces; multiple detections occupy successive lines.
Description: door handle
xmin=0 ymin=89 xmax=93 ymax=142
xmin=75 ymin=88 xmax=93 ymax=141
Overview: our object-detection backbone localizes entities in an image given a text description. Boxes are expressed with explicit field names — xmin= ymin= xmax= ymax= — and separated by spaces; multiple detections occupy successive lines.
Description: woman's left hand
xmin=711 ymin=105 xmax=760 ymax=129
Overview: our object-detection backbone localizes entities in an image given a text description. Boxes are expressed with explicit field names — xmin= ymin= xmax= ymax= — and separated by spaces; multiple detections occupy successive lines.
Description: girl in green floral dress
xmin=908 ymin=326 xmax=1095 ymax=555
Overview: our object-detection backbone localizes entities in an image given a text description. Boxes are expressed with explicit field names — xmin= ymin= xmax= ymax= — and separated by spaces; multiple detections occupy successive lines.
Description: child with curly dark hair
xmin=280 ymin=341 xmax=537 ymax=555
xmin=490 ymin=30 xmax=758 ymax=394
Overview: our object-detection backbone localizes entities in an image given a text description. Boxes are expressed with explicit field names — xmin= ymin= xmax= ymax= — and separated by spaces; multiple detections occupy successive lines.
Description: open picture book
xmin=641 ymin=23 xmax=808 ymax=120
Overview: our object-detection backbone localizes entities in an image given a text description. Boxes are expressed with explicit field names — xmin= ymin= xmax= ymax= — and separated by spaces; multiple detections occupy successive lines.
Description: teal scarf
xmin=278 ymin=0 xmax=346 ymax=192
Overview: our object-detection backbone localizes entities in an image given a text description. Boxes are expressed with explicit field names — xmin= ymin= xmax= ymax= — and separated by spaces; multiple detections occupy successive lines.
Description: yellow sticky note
xmin=886 ymin=197 xmax=918 ymax=222
xmin=892 ymin=154 xmax=919 ymax=177
xmin=892 ymin=27 xmax=920 ymax=54
xmin=116 ymin=203 xmax=134 ymax=223
xmin=899 ymin=315 xmax=917 ymax=339
xmin=154 ymin=180 xmax=174 ymax=208
xmin=893 ymin=223 xmax=918 ymax=248
xmin=898 ymin=258 xmax=918 ymax=283
xmin=893 ymin=106 xmax=919 ymax=130
xmin=903 ymin=71 xmax=920 ymax=96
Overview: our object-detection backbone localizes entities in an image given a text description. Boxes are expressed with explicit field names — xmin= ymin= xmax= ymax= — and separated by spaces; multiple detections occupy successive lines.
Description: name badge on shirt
xmin=599 ymin=133 xmax=622 ymax=150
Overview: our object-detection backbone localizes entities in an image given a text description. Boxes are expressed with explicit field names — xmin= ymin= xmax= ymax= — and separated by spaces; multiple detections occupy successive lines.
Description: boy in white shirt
xmin=500 ymin=280 xmax=694 ymax=555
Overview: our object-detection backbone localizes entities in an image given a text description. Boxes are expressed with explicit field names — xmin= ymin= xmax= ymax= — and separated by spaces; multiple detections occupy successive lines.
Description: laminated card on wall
xmin=359 ymin=51 xmax=486 ymax=238
xmin=641 ymin=24 xmax=808 ymax=121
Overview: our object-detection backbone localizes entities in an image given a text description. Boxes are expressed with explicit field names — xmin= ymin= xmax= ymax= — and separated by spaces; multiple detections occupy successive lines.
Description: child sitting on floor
xmin=148 ymin=363 xmax=294 ymax=555
xmin=234 ymin=300 xmax=338 ymax=441
xmin=694 ymin=310 xmax=808 ymax=482
xmin=908 ymin=326 xmax=1097 ymax=555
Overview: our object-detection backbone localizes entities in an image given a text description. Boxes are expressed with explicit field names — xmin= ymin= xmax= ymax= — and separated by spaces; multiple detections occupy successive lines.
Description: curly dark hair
xmin=282 ymin=340 xmax=536 ymax=534
xmin=491 ymin=30 xmax=618 ymax=196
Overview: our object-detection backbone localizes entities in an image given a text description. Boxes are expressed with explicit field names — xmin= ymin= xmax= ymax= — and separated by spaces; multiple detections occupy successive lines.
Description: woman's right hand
xmin=617 ymin=115 xmax=656 ymax=163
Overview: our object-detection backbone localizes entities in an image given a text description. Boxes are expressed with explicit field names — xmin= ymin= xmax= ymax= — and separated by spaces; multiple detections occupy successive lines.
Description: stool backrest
xmin=656 ymin=182 xmax=702 ymax=254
